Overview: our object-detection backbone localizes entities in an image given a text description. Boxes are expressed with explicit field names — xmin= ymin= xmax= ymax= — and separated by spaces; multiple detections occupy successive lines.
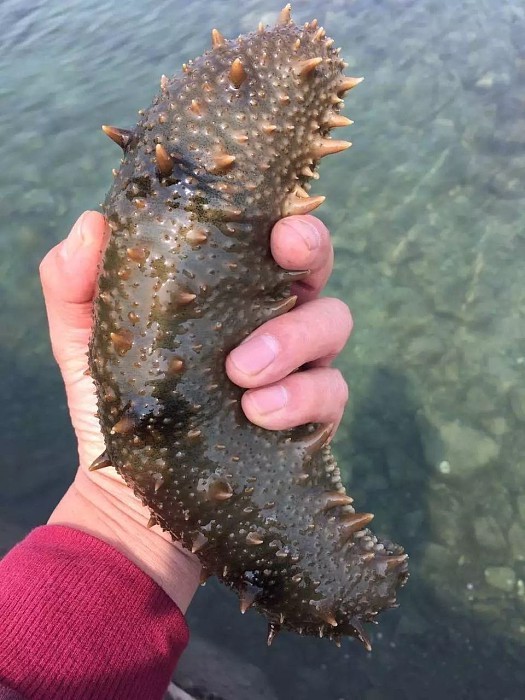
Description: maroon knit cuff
xmin=0 ymin=525 xmax=189 ymax=700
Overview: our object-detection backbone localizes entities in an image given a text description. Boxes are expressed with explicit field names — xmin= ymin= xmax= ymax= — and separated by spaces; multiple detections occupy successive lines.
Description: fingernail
xmin=229 ymin=334 xmax=279 ymax=375
xmin=282 ymin=219 xmax=320 ymax=251
xmin=248 ymin=385 xmax=288 ymax=414
xmin=61 ymin=212 xmax=88 ymax=261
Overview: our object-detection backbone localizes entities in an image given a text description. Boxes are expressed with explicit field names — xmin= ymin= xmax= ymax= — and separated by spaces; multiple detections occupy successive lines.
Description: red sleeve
xmin=0 ymin=525 xmax=189 ymax=700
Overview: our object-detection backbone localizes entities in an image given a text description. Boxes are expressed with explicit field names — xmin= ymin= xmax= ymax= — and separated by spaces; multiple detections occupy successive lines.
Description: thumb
xmin=40 ymin=210 xmax=107 ymax=362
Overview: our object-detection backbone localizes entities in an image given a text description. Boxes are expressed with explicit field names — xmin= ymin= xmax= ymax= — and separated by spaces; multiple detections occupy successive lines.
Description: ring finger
xmin=241 ymin=367 xmax=349 ymax=431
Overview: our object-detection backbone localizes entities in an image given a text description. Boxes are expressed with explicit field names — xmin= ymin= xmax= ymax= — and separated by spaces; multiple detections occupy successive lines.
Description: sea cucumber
xmin=88 ymin=5 xmax=408 ymax=649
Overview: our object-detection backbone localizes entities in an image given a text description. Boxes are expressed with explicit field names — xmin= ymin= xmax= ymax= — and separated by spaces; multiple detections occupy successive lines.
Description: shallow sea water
xmin=1 ymin=0 xmax=525 ymax=698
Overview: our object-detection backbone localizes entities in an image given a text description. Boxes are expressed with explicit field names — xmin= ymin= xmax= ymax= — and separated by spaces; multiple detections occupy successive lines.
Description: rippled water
xmin=1 ymin=0 xmax=525 ymax=698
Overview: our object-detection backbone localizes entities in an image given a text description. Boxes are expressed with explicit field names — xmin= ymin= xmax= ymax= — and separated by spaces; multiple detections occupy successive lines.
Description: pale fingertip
xmin=60 ymin=211 xmax=88 ymax=262
xmin=80 ymin=210 xmax=107 ymax=245
xmin=279 ymin=217 xmax=321 ymax=251
xmin=60 ymin=211 xmax=106 ymax=263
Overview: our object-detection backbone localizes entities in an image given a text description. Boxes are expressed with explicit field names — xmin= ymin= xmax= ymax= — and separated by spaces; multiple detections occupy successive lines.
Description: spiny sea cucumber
xmin=88 ymin=5 xmax=408 ymax=649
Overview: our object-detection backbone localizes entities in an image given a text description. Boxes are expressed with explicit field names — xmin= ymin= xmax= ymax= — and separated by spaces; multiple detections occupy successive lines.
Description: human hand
xmin=39 ymin=210 xmax=352 ymax=611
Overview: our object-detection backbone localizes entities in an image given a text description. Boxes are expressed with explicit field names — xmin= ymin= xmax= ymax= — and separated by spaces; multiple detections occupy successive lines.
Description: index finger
xmin=270 ymin=215 xmax=334 ymax=304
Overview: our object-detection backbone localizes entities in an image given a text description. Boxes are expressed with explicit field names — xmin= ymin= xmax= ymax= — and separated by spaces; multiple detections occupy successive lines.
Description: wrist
xmin=48 ymin=467 xmax=201 ymax=612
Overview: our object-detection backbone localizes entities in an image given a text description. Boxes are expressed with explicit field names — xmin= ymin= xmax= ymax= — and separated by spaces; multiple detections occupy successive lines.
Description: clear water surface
xmin=1 ymin=0 xmax=524 ymax=698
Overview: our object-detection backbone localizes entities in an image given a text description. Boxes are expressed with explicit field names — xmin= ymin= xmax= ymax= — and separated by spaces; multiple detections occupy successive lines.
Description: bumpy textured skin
xmin=89 ymin=10 xmax=408 ymax=648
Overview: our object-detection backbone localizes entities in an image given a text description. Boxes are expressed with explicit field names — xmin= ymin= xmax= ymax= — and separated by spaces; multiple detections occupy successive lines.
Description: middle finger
xmin=225 ymin=296 xmax=353 ymax=389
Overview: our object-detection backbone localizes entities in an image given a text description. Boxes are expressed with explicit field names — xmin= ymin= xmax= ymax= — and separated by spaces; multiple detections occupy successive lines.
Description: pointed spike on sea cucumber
xmin=110 ymin=329 xmax=133 ymax=355
xmin=321 ymin=491 xmax=354 ymax=511
xmin=191 ymin=532 xmax=208 ymax=553
xmin=258 ymin=21 xmax=265 ymax=33
xmin=303 ymin=423 xmax=333 ymax=455
xmin=239 ymin=583 xmax=260 ymax=613
xmin=310 ymin=18 xmax=319 ymax=29
xmin=211 ymin=28 xmax=226 ymax=47
xmin=340 ymin=512 xmax=374 ymax=540
xmin=281 ymin=268 xmax=310 ymax=283
xmin=320 ymin=611 xmax=338 ymax=627
xmin=293 ymin=57 xmax=323 ymax=77
xmin=386 ymin=553 xmax=409 ymax=570
xmin=153 ymin=474 xmax=164 ymax=493
xmin=190 ymin=99 xmax=202 ymax=116
xmin=312 ymin=139 xmax=352 ymax=159
xmin=155 ymin=144 xmax=174 ymax=177
xmin=333 ymin=637 xmax=342 ymax=648
xmin=301 ymin=165 xmax=316 ymax=177
xmin=229 ymin=58 xmax=247 ymax=89
xmin=351 ymin=618 xmax=372 ymax=651
xmin=111 ymin=415 xmax=136 ymax=435
xmin=186 ymin=228 xmax=208 ymax=245
xmin=101 ymin=125 xmax=133 ymax=149
xmin=269 ymin=295 xmax=298 ymax=317
xmin=295 ymin=185 xmax=309 ymax=198
xmin=282 ymin=194 xmax=326 ymax=216
xmin=314 ymin=27 xmax=326 ymax=41
xmin=262 ymin=123 xmax=278 ymax=135
xmin=267 ymin=623 xmax=280 ymax=646
xmin=175 ymin=290 xmax=197 ymax=305
xmin=326 ymin=114 xmax=354 ymax=128
xmin=211 ymin=153 xmax=236 ymax=173
xmin=209 ymin=480 xmax=233 ymax=501
xmin=160 ymin=74 xmax=169 ymax=92
xmin=146 ymin=515 xmax=157 ymax=529
xmin=88 ymin=451 xmax=112 ymax=472
xmin=246 ymin=531 xmax=264 ymax=545
xmin=127 ymin=246 xmax=149 ymax=263
xmin=337 ymin=76 xmax=364 ymax=94
xmin=168 ymin=357 xmax=184 ymax=374
xmin=277 ymin=4 xmax=292 ymax=24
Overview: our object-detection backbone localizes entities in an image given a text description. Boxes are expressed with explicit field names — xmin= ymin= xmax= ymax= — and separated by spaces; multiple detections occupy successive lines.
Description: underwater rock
xmin=424 ymin=419 xmax=499 ymax=477
xmin=172 ymin=635 xmax=278 ymax=700
xmin=508 ymin=386 xmax=525 ymax=422
xmin=508 ymin=522 xmax=525 ymax=562
xmin=484 ymin=566 xmax=516 ymax=593
xmin=473 ymin=515 xmax=506 ymax=553
xmin=88 ymin=5 xmax=408 ymax=647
